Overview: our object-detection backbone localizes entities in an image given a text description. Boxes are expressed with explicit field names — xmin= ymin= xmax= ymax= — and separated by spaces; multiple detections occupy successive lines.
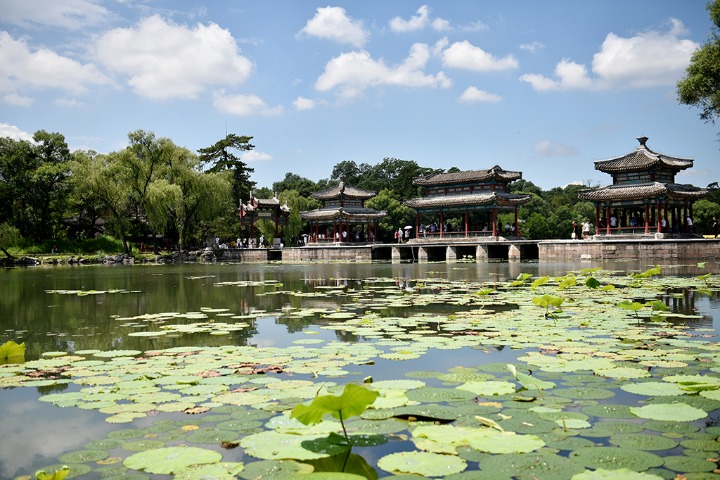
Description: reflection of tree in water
xmin=657 ymin=288 xmax=714 ymax=329
xmin=36 ymin=382 xmax=69 ymax=396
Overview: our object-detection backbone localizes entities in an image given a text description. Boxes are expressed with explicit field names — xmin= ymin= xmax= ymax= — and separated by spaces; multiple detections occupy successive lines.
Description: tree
xmin=198 ymin=134 xmax=256 ymax=206
xmin=273 ymin=173 xmax=319 ymax=198
xmin=365 ymin=188 xmax=414 ymax=242
xmin=0 ymin=222 xmax=20 ymax=258
xmin=677 ymin=0 xmax=720 ymax=128
xmin=278 ymin=189 xmax=320 ymax=245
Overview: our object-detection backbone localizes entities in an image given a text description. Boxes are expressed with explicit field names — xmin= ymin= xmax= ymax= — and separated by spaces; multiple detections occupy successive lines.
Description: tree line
xmin=1 ymin=128 xmax=719 ymax=257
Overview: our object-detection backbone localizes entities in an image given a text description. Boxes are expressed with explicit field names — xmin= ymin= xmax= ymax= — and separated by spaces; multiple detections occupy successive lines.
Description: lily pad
xmin=377 ymin=451 xmax=467 ymax=477
xmin=123 ymin=446 xmax=222 ymax=474
xmin=629 ymin=403 xmax=708 ymax=422
xmin=569 ymin=447 xmax=664 ymax=470
xmin=571 ymin=468 xmax=665 ymax=479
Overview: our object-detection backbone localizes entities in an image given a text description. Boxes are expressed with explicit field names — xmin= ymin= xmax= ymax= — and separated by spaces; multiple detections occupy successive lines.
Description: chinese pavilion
xmin=404 ymin=166 xmax=532 ymax=238
xmin=577 ymin=136 xmax=708 ymax=236
xmin=238 ymin=193 xmax=291 ymax=241
xmin=300 ymin=182 xmax=386 ymax=243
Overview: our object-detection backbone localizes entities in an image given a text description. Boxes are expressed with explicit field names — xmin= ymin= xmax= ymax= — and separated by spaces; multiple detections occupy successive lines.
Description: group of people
xmin=571 ymin=220 xmax=592 ymax=240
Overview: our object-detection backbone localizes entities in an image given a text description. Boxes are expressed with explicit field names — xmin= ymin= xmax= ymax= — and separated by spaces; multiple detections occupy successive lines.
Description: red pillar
xmin=595 ymin=205 xmax=600 ymax=234
xmin=464 ymin=208 xmax=469 ymax=237
xmin=606 ymin=206 xmax=611 ymax=235
xmin=492 ymin=208 xmax=497 ymax=236
xmin=439 ymin=210 xmax=444 ymax=239
xmin=644 ymin=205 xmax=649 ymax=234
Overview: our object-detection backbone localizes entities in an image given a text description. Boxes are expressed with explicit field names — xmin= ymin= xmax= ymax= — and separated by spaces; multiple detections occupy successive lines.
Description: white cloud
xmin=315 ymin=43 xmax=452 ymax=99
xmin=0 ymin=123 xmax=34 ymax=141
xmin=459 ymin=86 xmax=501 ymax=104
xmin=0 ymin=0 xmax=111 ymax=29
xmin=293 ymin=96 xmax=317 ymax=110
xmin=591 ymin=18 xmax=697 ymax=88
xmin=300 ymin=6 xmax=368 ymax=47
xmin=520 ymin=41 xmax=545 ymax=53
xmin=521 ymin=18 xmax=698 ymax=91
xmin=534 ymin=140 xmax=579 ymax=157
xmin=95 ymin=15 xmax=253 ymax=100
xmin=54 ymin=97 xmax=83 ymax=107
xmin=390 ymin=5 xmax=430 ymax=32
xmin=3 ymin=93 xmax=34 ymax=107
xmin=0 ymin=32 xmax=111 ymax=103
xmin=241 ymin=150 xmax=272 ymax=162
xmin=441 ymin=40 xmax=518 ymax=71
xmin=212 ymin=91 xmax=283 ymax=116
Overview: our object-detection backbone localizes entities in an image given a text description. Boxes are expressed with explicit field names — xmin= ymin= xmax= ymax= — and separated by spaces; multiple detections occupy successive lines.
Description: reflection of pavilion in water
xmin=658 ymin=288 xmax=715 ymax=330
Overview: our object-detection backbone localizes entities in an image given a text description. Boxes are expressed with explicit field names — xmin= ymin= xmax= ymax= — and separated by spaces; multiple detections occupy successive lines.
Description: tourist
xmin=661 ymin=217 xmax=667 ymax=233
xmin=571 ymin=221 xmax=578 ymax=240
xmin=582 ymin=220 xmax=590 ymax=239
xmin=610 ymin=213 xmax=618 ymax=230
xmin=259 ymin=234 xmax=265 ymax=247
xmin=713 ymin=217 xmax=718 ymax=238
xmin=396 ymin=228 xmax=403 ymax=243
xmin=686 ymin=215 xmax=694 ymax=233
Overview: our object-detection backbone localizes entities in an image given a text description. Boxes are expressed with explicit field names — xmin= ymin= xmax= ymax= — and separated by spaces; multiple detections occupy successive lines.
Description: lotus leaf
xmin=609 ymin=433 xmax=678 ymax=450
xmin=569 ymin=447 xmax=663 ymax=470
xmin=507 ymin=364 xmax=556 ymax=390
xmin=457 ymin=380 xmax=516 ymax=396
xmin=377 ymin=451 xmax=466 ymax=476
xmin=477 ymin=451 xmax=585 ymax=478
xmin=620 ymin=381 xmax=686 ymax=397
xmin=174 ymin=462 xmax=245 ymax=480
xmin=124 ymin=446 xmax=222 ymax=474
xmin=240 ymin=430 xmax=329 ymax=460
xmin=571 ymin=468 xmax=664 ymax=479
xmin=34 ymin=465 xmax=70 ymax=480
xmin=662 ymin=455 xmax=716 ymax=473
xmin=0 ymin=340 xmax=26 ymax=363
xmin=629 ymin=403 xmax=708 ymax=422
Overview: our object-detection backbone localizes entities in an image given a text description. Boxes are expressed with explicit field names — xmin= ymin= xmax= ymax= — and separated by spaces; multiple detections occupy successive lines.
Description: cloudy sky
xmin=0 ymin=0 xmax=717 ymax=190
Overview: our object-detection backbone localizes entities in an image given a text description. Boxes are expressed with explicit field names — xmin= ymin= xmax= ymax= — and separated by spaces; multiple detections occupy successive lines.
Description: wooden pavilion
xmin=404 ymin=166 xmax=532 ymax=238
xmin=238 ymin=193 xmax=291 ymax=242
xmin=300 ymin=182 xmax=387 ymax=243
xmin=578 ymin=136 xmax=708 ymax=236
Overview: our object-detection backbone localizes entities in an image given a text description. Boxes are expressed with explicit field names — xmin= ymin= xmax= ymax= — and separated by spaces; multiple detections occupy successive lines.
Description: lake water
xmin=1 ymin=260 xmax=719 ymax=479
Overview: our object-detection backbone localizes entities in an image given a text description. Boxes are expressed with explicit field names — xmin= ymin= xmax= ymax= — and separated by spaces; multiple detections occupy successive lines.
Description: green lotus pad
xmin=174 ymin=462 xmax=245 ymax=480
xmin=412 ymin=424 xmax=545 ymax=454
xmin=123 ymin=446 xmax=222 ymax=474
xmin=377 ymin=451 xmax=467 ymax=476
xmin=629 ymin=403 xmax=708 ymax=422
xmin=620 ymin=382 xmax=686 ymax=396
xmin=571 ymin=468 xmax=665 ymax=479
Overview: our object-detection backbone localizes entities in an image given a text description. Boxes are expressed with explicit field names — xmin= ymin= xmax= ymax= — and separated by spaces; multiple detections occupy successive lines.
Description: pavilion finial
xmin=637 ymin=136 xmax=649 ymax=147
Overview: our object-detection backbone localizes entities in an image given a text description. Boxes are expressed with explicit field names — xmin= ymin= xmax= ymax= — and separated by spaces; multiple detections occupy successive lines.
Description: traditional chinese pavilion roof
xmin=413 ymin=165 xmax=523 ymax=186
xmin=239 ymin=195 xmax=290 ymax=216
xmin=404 ymin=191 xmax=531 ymax=209
xmin=311 ymin=181 xmax=376 ymax=201
xmin=578 ymin=182 xmax=708 ymax=202
xmin=300 ymin=207 xmax=387 ymax=222
xmin=593 ymin=136 xmax=694 ymax=174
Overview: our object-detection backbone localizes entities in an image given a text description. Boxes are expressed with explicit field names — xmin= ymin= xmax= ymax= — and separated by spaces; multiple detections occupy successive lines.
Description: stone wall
xmin=539 ymin=239 xmax=720 ymax=262
xmin=282 ymin=246 xmax=373 ymax=262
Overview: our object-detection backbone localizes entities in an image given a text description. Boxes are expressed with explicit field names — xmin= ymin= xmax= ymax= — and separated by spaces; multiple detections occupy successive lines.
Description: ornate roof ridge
xmin=593 ymin=136 xmax=694 ymax=173
xmin=413 ymin=165 xmax=523 ymax=186
xmin=311 ymin=181 xmax=376 ymax=200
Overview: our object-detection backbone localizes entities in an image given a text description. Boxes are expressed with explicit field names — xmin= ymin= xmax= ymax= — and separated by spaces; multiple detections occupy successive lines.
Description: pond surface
xmin=1 ymin=260 xmax=719 ymax=479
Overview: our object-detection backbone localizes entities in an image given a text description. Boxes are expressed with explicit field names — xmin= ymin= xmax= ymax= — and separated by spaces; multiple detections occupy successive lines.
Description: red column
xmin=606 ymin=206 xmax=611 ymax=235
xmin=656 ymin=204 xmax=662 ymax=233
xmin=595 ymin=205 xmax=600 ymax=234
xmin=439 ymin=210 xmax=444 ymax=239
xmin=644 ymin=205 xmax=649 ymax=234
xmin=464 ymin=208 xmax=469 ymax=237
xmin=492 ymin=208 xmax=497 ymax=236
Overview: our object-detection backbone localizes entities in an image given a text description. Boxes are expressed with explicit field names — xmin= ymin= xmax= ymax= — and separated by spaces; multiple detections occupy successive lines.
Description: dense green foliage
xmin=678 ymin=1 xmax=720 ymax=127
xmin=1 ymin=128 xmax=719 ymax=253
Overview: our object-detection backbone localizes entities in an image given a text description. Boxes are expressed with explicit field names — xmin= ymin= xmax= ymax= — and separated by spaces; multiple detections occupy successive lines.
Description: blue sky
xmin=1 ymin=0 xmax=717 ymax=191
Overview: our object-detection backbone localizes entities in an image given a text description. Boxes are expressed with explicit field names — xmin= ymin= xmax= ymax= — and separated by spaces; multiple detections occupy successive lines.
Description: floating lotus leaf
xmin=124 ymin=446 xmax=222 ymax=474
xmin=662 ymin=455 xmax=716 ymax=473
xmin=186 ymin=429 xmax=236 ymax=444
xmin=122 ymin=440 xmax=166 ymax=451
xmin=477 ymin=451 xmax=584 ymax=478
xmin=620 ymin=381 xmax=686 ymax=396
xmin=595 ymin=367 xmax=650 ymax=379
xmin=239 ymin=430 xmax=328 ymax=460
xmin=34 ymin=465 xmax=70 ymax=480
xmin=580 ymin=404 xmax=634 ymax=419
xmin=630 ymin=403 xmax=708 ymax=422
xmin=58 ymin=449 xmax=110 ymax=463
xmin=377 ymin=451 xmax=466 ymax=476
xmin=571 ymin=468 xmax=665 ymax=479
xmin=609 ymin=433 xmax=678 ymax=450
xmin=557 ymin=418 xmax=591 ymax=429
xmin=405 ymin=386 xmax=477 ymax=402
xmin=174 ymin=462 xmax=245 ymax=480
xmin=554 ymin=387 xmax=615 ymax=400
xmin=569 ymin=447 xmax=663 ymax=470
xmin=457 ymin=380 xmax=516 ymax=396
